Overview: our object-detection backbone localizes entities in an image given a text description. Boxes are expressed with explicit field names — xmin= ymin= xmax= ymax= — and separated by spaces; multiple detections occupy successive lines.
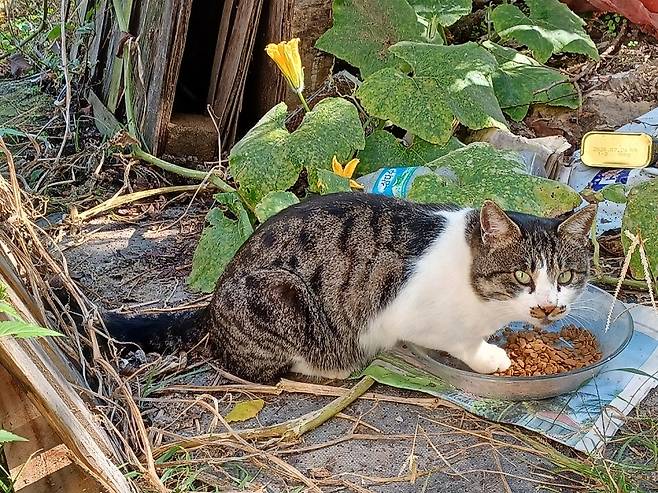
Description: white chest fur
xmin=359 ymin=208 xmax=513 ymax=373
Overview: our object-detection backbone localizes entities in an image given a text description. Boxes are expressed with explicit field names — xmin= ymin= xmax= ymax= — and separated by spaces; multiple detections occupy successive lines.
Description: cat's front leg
xmin=457 ymin=339 xmax=512 ymax=374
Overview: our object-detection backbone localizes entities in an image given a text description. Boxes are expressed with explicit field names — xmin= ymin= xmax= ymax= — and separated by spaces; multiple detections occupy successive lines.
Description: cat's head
xmin=470 ymin=200 xmax=597 ymax=326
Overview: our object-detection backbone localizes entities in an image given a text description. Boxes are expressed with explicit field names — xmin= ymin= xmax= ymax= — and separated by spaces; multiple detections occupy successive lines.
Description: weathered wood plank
xmin=129 ymin=0 xmax=193 ymax=154
xmin=247 ymin=0 xmax=333 ymax=121
xmin=210 ymin=0 xmax=265 ymax=146
xmin=0 ymin=367 xmax=100 ymax=493
xmin=0 ymin=249 xmax=132 ymax=493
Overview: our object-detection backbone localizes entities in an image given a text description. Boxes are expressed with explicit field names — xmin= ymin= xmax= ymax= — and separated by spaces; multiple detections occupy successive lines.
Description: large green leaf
xmin=484 ymin=41 xmax=580 ymax=121
xmin=356 ymin=129 xmax=463 ymax=176
xmin=308 ymin=168 xmax=352 ymax=195
xmin=188 ymin=193 xmax=254 ymax=293
xmin=228 ymin=104 xmax=291 ymax=208
xmin=315 ymin=0 xmax=428 ymax=78
xmin=492 ymin=0 xmax=598 ymax=64
xmin=622 ymin=180 xmax=658 ymax=282
xmin=286 ymin=98 xmax=365 ymax=174
xmin=407 ymin=143 xmax=581 ymax=216
xmin=409 ymin=0 xmax=472 ymax=28
xmin=229 ymin=98 xmax=364 ymax=208
xmin=356 ymin=42 xmax=507 ymax=146
xmin=254 ymin=191 xmax=300 ymax=223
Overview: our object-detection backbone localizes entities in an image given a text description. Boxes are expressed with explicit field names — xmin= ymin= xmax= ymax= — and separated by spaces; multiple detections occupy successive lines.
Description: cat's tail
xmin=101 ymin=307 xmax=207 ymax=353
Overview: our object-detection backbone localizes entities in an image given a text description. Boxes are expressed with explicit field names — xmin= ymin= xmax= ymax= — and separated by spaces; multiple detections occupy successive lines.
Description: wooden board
xmin=90 ymin=0 xmax=193 ymax=154
xmin=131 ymin=0 xmax=194 ymax=154
xmin=0 ymin=247 xmax=132 ymax=493
xmin=244 ymin=0 xmax=334 ymax=127
xmin=209 ymin=0 xmax=265 ymax=147
xmin=0 ymin=367 xmax=100 ymax=493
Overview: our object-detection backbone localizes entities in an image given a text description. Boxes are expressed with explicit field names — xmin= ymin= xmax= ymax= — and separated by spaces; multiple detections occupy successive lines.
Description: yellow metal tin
xmin=581 ymin=131 xmax=654 ymax=168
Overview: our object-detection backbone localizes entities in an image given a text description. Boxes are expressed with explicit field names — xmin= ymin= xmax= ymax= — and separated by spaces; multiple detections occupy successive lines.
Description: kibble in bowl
xmin=492 ymin=325 xmax=603 ymax=377
xmin=405 ymin=284 xmax=634 ymax=400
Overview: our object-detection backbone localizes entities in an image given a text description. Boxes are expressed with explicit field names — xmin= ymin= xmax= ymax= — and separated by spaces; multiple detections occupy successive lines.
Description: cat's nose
xmin=538 ymin=304 xmax=557 ymax=316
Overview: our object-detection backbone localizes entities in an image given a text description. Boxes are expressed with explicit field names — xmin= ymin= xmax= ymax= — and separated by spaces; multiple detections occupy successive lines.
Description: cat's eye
xmin=514 ymin=270 xmax=532 ymax=285
xmin=558 ymin=270 xmax=573 ymax=285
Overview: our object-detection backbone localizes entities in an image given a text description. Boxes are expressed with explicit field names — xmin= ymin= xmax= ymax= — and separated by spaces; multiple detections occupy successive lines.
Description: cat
xmin=104 ymin=193 xmax=596 ymax=383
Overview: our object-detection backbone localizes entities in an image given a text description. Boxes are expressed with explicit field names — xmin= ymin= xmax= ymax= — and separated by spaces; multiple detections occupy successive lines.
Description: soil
xmin=60 ymin=205 xmax=207 ymax=310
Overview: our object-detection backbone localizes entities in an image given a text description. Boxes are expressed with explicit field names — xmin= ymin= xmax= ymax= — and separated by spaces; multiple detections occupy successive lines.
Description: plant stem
xmin=122 ymin=43 xmax=139 ymax=142
xmin=131 ymin=147 xmax=235 ymax=194
xmin=152 ymin=376 xmax=376 ymax=453
xmin=591 ymin=225 xmax=602 ymax=277
xmin=297 ymin=91 xmax=311 ymax=113
xmin=75 ymin=184 xmax=210 ymax=222
xmin=592 ymin=275 xmax=654 ymax=292
xmin=287 ymin=375 xmax=375 ymax=438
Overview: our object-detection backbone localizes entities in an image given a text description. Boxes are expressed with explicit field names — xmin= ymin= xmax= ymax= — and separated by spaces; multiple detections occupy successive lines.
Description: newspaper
xmin=364 ymin=304 xmax=658 ymax=452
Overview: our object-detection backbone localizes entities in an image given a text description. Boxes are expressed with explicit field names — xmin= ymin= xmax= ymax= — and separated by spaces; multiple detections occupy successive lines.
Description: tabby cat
xmin=105 ymin=193 xmax=596 ymax=383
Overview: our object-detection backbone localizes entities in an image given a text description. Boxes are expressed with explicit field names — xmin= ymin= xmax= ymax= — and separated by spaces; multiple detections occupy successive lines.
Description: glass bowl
xmin=406 ymin=284 xmax=634 ymax=400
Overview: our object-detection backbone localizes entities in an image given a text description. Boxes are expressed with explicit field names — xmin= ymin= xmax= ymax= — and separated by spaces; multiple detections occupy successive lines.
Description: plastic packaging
xmin=356 ymin=166 xmax=457 ymax=198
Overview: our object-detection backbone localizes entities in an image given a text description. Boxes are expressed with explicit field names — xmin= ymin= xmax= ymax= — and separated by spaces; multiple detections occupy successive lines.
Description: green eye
xmin=514 ymin=270 xmax=532 ymax=285
xmin=558 ymin=270 xmax=573 ymax=285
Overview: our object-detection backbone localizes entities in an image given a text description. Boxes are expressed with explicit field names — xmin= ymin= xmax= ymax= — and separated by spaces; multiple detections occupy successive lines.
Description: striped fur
xmin=104 ymin=193 xmax=596 ymax=382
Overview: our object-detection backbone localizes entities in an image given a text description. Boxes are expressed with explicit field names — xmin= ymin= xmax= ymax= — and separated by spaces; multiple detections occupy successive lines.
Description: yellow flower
xmin=332 ymin=155 xmax=364 ymax=190
xmin=265 ymin=38 xmax=305 ymax=94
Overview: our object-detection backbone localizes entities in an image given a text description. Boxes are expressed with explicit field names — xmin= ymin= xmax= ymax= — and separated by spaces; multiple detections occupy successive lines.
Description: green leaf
xmin=228 ymin=104 xmax=294 ymax=208
xmin=622 ymin=180 xmax=658 ymax=281
xmin=601 ymin=184 xmax=627 ymax=204
xmin=357 ymin=130 xmax=463 ymax=176
xmin=287 ymin=98 xmax=365 ymax=175
xmin=254 ymin=191 xmax=300 ymax=223
xmin=215 ymin=192 xmax=254 ymax=239
xmin=0 ymin=320 xmax=61 ymax=339
xmin=484 ymin=41 xmax=580 ymax=121
xmin=187 ymin=193 xmax=254 ymax=293
xmin=0 ymin=429 xmax=27 ymax=443
xmin=407 ymin=143 xmax=581 ymax=216
xmin=0 ymin=301 xmax=20 ymax=320
xmin=491 ymin=0 xmax=599 ymax=64
xmin=225 ymin=399 xmax=265 ymax=423
xmin=308 ymin=168 xmax=352 ymax=195
xmin=46 ymin=24 xmax=62 ymax=42
xmin=229 ymin=98 xmax=364 ymax=208
xmin=315 ymin=0 xmax=429 ymax=78
xmin=409 ymin=0 xmax=472 ymax=28
xmin=356 ymin=42 xmax=507 ymax=146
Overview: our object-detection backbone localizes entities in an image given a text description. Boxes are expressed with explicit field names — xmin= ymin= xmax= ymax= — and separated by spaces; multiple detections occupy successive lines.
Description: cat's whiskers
xmin=563 ymin=312 xmax=593 ymax=330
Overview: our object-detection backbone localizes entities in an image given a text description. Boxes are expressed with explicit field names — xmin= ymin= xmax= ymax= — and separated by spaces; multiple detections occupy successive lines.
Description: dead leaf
xmin=225 ymin=399 xmax=265 ymax=423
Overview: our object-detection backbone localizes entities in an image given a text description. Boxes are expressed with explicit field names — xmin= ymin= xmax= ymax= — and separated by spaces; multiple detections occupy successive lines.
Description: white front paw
xmin=466 ymin=342 xmax=512 ymax=374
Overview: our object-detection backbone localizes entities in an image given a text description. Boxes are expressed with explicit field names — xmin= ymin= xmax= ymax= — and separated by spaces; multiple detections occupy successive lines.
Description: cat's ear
xmin=558 ymin=204 xmax=597 ymax=239
xmin=480 ymin=200 xmax=521 ymax=247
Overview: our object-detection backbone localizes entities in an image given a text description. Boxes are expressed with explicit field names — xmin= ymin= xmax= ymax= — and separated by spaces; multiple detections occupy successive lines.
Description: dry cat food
xmin=493 ymin=324 xmax=602 ymax=377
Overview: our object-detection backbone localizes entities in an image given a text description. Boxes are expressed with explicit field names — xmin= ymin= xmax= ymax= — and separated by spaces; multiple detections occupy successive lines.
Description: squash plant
xmin=188 ymin=0 xmax=599 ymax=292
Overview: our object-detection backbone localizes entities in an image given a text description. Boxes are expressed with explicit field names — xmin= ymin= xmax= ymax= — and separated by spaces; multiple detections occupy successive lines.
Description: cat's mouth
xmin=530 ymin=306 xmax=568 ymax=326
